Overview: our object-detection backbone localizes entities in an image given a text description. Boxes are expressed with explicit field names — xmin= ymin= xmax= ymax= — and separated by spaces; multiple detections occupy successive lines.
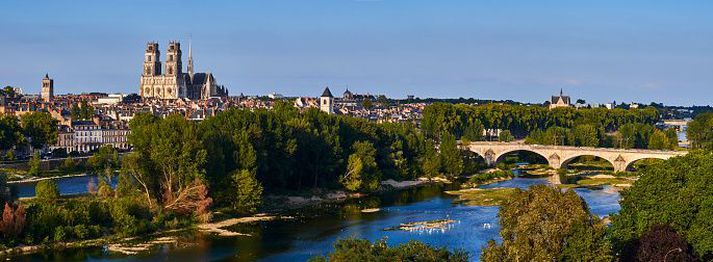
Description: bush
xmin=467 ymin=170 xmax=513 ymax=185
xmin=109 ymin=196 xmax=153 ymax=237
xmin=481 ymin=185 xmax=612 ymax=261
xmin=311 ymin=238 xmax=468 ymax=262
xmin=35 ymin=180 xmax=59 ymax=201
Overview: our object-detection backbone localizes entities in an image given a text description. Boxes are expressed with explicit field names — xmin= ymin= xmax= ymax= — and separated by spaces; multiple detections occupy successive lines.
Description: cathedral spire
xmin=187 ymin=39 xmax=194 ymax=79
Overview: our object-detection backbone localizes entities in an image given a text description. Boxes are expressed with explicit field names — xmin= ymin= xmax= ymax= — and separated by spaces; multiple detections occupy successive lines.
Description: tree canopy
xmin=481 ymin=185 xmax=612 ymax=261
xmin=611 ymin=151 xmax=713 ymax=259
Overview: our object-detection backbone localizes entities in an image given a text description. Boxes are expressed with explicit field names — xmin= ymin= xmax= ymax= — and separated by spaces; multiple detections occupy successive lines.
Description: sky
xmin=0 ymin=0 xmax=712 ymax=106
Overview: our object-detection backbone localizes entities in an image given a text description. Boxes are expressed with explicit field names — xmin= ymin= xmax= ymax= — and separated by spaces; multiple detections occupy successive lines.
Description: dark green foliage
xmin=648 ymin=129 xmax=675 ymax=150
xmin=467 ymin=170 xmax=513 ymax=185
xmin=232 ymin=169 xmax=263 ymax=214
xmin=341 ymin=141 xmax=381 ymax=192
xmin=70 ymin=100 xmax=95 ymax=120
xmin=498 ymin=130 xmax=514 ymax=142
xmin=27 ymin=152 xmax=41 ymax=177
xmin=611 ymin=151 xmax=713 ymax=259
xmin=35 ymin=180 xmax=59 ymax=201
xmin=526 ymin=126 xmax=574 ymax=146
xmin=621 ymin=225 xmax=695 ymax=262
xmin=87 ymin=145 xmax=119 ymax=178
xmin=199 ymin=107 xmax=429 ymax=205
xmin=0 ymin=116 xmax=23 ymax=150
xmin=124 ymin=114 xmax=211 ymax=216
xmin=615 ymin=123 xmax=655 ymax=149
xmin=687 ymin=112 xmax=713 ymax=151
xmin=572 ymin=124 xmax=600 ymax=147
xmin=59 ymin=157 xmax=78 ymax=175
xmin=311 ymin=238 xmax=468 ymax=262
xmin=22 ymin=196 xmax=157 ymax=244
xmin=422 ymin=103 xmax=659 ymax=140
xmin=481 ymin=185 xmax=612 ymax=261
xmin=439 ymin=132 xmax=463 ymax=179
xmin=20 ymin=112 xmax=58 ymax=149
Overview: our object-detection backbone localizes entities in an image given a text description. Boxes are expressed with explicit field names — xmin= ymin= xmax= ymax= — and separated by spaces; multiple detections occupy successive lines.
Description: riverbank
xmin=445 ymin=187 xmax=519 ymax=206
xmin=7 ymin=172 xmax=88 ymax=184
xmin=2 ymin=177 xmax=443 ymax=259
xmin=559 ymin=174 xmax=637 ymax=189
xmin=265 ymin=177 xmax=444 ymax=210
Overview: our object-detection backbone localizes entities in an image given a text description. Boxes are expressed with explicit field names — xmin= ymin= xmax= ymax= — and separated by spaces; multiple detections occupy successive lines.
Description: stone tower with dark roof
xmin=320 ymin=87 xmax=334 ymax=114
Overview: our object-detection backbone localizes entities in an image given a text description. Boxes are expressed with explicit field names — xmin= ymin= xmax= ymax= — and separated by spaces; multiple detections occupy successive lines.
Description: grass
xmin=576 ymin=177 xmax=634 ymax=187
xmin=446 ymin=188 xmax=519 ymax=206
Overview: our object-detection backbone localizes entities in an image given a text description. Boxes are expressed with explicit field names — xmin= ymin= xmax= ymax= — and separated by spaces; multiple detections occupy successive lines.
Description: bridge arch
xmin=493 ymin=149 xmax=550 ymax=167
xmin=624 ymin=156 xmax=669 ymax=172
xmin=560 ymin=154 xmax=615 ymax=171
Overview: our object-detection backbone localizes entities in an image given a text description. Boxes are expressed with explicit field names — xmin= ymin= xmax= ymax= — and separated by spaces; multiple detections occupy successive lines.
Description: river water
xmin=14 ymin=176 xmax=620 ymax=262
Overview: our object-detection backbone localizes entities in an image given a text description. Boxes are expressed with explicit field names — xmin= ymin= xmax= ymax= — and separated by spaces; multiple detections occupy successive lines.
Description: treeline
xmin=122 ymin=102 xmax=450 ymax=213
xmin=421 ymin=103 xmax=671 ymax=149
xmin=198 ymin=103 xmax=436 ymax=206
xmin=0 ymin=112 xmax=58 ymax=159
xmin=687 ymin=112 xmax=713 ymax=151
xmin=525 ymin=123 xmax=678 ymax=150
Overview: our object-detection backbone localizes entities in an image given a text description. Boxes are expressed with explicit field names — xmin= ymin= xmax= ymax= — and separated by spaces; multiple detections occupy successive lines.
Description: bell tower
xmin=41 ymin=73 xmax=54 ymax=101
xmin=143 ymin=42 xmax=161 ymax=76
xmin=165 ymin=41 xmax=182 ymax=76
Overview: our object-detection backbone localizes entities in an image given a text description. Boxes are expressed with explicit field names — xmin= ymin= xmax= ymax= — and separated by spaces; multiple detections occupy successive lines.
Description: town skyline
xmin=2 ymin=0 xmax=712 ymax=105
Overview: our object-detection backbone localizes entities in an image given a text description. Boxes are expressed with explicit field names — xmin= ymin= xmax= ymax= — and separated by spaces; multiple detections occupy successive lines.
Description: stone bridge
xmin=464 ymin=141 xmax=687 ymax=172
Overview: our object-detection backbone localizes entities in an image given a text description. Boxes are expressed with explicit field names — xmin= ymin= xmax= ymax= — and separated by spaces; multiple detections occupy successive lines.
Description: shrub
xmin=35 ymin=180 xmax=59 ymax=201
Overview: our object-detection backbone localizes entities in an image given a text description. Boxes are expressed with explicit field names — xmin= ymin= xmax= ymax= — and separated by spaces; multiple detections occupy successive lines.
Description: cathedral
xmin=139 ymin=41 xmax=228 ymax=100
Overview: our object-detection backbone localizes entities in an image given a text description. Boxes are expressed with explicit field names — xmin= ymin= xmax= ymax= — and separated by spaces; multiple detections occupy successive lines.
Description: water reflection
xmin=15 ymin=177 xmax=620 ymax=262
xmin=11 ymin=175 xmax=117 ymax=198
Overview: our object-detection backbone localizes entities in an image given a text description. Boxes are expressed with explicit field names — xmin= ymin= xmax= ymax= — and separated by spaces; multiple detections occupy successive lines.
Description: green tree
xmin=59 ymin=157 xmax=76 ymax=175
xmin=70 ymin=100 xmax=95 ymax=120
xmin=341 ymin=141 xmax=381 ymax=192
xmin=462 ymin=122 xmax=483 ymax=141
xmin=232 ymin=169 xmax=263 ymax=214
xmin=481 ymin=185 xmax=612 ymax=261
xmin=311 ymin=238 xmax=468 ymax=262
xmin=439 ymin=132 xmax=463 ymax=179
xmin=665 ymin=128 xmax=679 ymax=149
xmin=647 ymin=129 xmax=672 ymax=150
xmin=498 ymin=130 xmax=514 ymax=142
xmin=20 ymin=112 xmax=57 ymax=149
xmin=87 ymin=145 xmax=119 ymax=178
xmin=0 ymin=116 xmax=23 ymax=150
xmin=572 ymin=124 xmax=599 ymax=147
xmin=687 ymin=112 xmax=713 ymax=151
xmin=421 ymin=139 xmax=441 ymax=178
xmin=35 ymin=180 xmax=60 ymax=201
xmin=27 ymin=152 xmax=41 ymax=177
xmin=124 ymin=114 xmax=211 ymax=215
xmin=611 ymin=151 xmax=713 ymax=258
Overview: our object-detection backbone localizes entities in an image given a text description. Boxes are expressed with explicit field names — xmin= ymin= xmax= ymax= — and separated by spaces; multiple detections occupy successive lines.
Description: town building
xmin=320 ymin=87 xmax=335 ymax=114
xmin=139 ymin=41 xmax=228 ymax=100
xmin=52 ymin=120 xmax=130 ymax=154
xmin=41 ymin=74 xmax=54 ymax=101
xmin=549 ymin=89 xmax=571 ymax=109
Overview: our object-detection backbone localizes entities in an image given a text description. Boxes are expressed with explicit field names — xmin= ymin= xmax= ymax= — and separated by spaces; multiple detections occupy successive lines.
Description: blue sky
xmin=1 ymin=0 xmax=711 ymax=105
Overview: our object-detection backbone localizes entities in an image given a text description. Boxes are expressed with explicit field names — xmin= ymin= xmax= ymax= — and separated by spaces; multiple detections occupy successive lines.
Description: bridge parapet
xmin=463 ymin=141 xmax=687 ymax=173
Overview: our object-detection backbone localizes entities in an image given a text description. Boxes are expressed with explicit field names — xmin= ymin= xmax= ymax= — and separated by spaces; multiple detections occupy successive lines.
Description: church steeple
xmin=187 ymin=40 xmax=194 ymax=79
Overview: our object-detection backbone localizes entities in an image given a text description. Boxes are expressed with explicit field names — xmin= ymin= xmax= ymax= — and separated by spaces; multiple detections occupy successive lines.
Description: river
xmin=14 ymin=176 xmax=620 ymax=261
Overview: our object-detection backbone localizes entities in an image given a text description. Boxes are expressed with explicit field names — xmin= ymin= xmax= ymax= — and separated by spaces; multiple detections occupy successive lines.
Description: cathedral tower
xmin=165 ymin=41 xmax=182 ymax=76
xmin=187 ymin=40 xmax=194 ymax=79
xmin=41 ymin=73 xmax=54 ymax=101
xmin=143 ymin=42 xmax=161 ymax=76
